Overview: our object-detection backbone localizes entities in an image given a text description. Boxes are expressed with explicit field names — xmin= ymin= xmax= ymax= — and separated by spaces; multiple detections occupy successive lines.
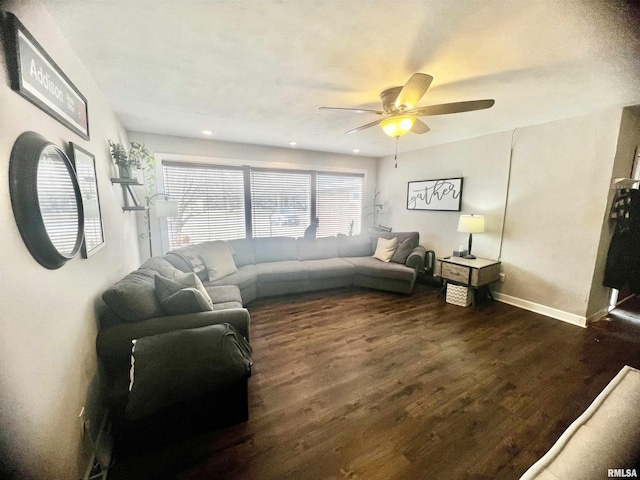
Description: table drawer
xmin=441 ymin=262 xmax=470 ymax=284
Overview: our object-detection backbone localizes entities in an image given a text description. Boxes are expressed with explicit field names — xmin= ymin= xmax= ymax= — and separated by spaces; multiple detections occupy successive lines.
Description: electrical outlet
xmin=499 ymin=273 xmax=506 ymax=283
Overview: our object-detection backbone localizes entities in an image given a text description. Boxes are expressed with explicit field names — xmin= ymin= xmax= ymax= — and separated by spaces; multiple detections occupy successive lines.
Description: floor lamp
xmin=457 ymin=214 xmax=485 ymax=259
xmin=146 ymin=194 xmax=178 ymax=257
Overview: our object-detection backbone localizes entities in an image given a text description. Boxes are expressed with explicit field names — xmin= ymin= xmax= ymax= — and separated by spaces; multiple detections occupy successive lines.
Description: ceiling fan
xmin=319 ymin=73 xmax=495 ymax=138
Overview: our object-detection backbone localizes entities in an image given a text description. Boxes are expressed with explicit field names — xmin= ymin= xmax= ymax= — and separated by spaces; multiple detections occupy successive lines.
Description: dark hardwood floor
xmin=108 ymin=284 xmax=640 ymax=480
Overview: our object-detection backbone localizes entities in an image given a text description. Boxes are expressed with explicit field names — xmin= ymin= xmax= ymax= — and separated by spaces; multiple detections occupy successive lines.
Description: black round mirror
xmin=9 ymin=132 xmax=84 ymax=269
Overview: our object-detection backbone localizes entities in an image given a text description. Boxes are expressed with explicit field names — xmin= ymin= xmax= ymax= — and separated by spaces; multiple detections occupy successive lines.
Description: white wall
xmin=0 ymin=4 xmax=139 ymax=479
xmin=128 ymin=132 xmax=378 ymax=258
xmin=496 ymin=108 xmax=623 ymax=323
xmin=587 ymin=106 xmax=640 ymax=317
xmin=376 ymin=131 xmax=513 ymax=261
xmin=379 ymin=107 xmax=627 ymax=325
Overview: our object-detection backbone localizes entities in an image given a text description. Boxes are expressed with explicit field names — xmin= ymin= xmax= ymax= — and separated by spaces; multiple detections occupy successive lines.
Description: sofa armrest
xmin=406 ymin=246 xmax=426 ymax=271
xmin=96 ymin=308 xmax=250 ymax=357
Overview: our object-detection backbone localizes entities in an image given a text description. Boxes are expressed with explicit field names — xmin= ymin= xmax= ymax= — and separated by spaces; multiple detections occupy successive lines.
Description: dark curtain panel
xmin=604 ymin=189 xmax=640 ymax=293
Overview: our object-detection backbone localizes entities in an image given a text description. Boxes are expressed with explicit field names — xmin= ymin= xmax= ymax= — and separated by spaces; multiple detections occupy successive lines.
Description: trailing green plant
xmin=129 ymin=142 xmax=157 ymax=198
xmin=108 ymin=140 xmax=138 ymax=167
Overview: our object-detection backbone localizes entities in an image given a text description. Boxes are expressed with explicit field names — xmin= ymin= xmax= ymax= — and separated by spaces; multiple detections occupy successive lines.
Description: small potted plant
xmin=108 ymin=140 xmax=143 ymax=179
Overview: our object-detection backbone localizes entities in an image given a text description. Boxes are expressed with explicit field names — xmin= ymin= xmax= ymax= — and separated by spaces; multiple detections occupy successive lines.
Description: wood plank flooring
xmin=108 ymin=284 xmax=640 ymax=480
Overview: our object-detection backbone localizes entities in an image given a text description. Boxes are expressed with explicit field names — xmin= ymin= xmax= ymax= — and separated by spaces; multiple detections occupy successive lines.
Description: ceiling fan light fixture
xmin=381 ymin=116 xmax=415 ymax=138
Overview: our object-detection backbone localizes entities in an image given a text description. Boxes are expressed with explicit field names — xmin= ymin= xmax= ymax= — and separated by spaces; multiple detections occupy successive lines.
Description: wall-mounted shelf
xmin=110 ymin=177 xmax=148 ymax=211
xmin=611 ymin=177 xmax=640 ymax=190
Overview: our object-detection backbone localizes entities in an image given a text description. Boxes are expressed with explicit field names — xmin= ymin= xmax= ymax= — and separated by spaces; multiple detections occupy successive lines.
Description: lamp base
xmin=463 ymin=254 xmax=476 ymax=259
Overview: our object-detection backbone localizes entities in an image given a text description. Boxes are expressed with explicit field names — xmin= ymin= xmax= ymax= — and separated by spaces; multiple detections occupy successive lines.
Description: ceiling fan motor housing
xmin=380 ymin=86 xmax=403 ymax=113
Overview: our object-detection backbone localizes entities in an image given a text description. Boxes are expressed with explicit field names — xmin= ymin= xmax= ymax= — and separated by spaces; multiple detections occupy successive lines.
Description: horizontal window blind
xmin=250 ymin=169 xmax=311 ymax=238
xmin=316 ymin=173 xmax=363 ymax=237
xmin=163 ymin=163 xmax=246 ymax=248
xmin=38 ymin=154 xmax=80 ymax=255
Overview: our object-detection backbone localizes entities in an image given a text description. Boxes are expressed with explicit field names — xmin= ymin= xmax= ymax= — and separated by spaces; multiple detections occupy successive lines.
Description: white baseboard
xmin=586 ymin=306 xmax=609 ymax=324
xmin=493 ymin=292 xmax=587 ymax=328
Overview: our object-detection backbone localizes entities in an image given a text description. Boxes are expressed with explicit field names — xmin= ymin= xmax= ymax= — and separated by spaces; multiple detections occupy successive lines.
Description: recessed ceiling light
xmin=288 ymin=141 xmax=297 ymax=146
xmin=202 ymin=130 xmax=213 ymax=135
xmin=353 ymin=149 xmax=360 ymax=153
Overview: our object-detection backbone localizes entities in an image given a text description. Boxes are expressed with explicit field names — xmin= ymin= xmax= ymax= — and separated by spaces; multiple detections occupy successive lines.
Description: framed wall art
xmin=4 ymin=13 xmax=90 ymax=139
xmin=70 ymin=143 xmax=105 ymax=257
xmin=407 ymin=177 xmax=463 ymax=211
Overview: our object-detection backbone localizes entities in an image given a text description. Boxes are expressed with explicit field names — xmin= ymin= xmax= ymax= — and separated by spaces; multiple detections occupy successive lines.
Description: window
xmin=163 ymin=162 xmax=245 ymax=248
xmin=162 ymin=162 xmax=364 ymax=247
xmin=250 ymin=169 xmax=311 ymax=238
xmin=316 ymin=173 xmax=363 ymax=236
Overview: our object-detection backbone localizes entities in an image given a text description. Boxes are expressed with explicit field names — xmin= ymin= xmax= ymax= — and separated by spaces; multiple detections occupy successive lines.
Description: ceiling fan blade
xmin=410 ymin=99 xmax=495 ymax=117
xmin=345 ymin=118 xmax=384 ymax=135
xmin=395 ymin=73 xmax=433 ymax=111
xmin=411 ymin=119 xmax=430 ymax=134
xmin=319 ymin=106 xmax=385 ymax=115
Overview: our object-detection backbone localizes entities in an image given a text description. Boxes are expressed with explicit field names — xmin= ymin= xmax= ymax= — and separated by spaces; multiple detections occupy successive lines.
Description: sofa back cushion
xmin=228 ymin=238 xmax=256 ymax=267
xmin=198 ymin=241 xmax=238 ymax=281
xmin=253 ymin=236 xmax=297 ymax=263
xmin=297 ymin=236 xmax=339 ymax=261
xmin=102 ymin=258 xmax=183 ymax=322
xmin=370 ymin=231 xmax=418 ymax=251
xmin=164 ymin=245 xmax=208 ymax=281
xmin=337 ymin=234 xmax=374 ymax=257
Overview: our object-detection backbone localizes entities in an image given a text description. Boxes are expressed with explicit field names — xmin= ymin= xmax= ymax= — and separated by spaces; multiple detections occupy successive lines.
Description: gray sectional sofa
xmin=96 ymin=231 xmax=432 ymax=430
xmin=164 ymin=231 xmax=429 ymax=303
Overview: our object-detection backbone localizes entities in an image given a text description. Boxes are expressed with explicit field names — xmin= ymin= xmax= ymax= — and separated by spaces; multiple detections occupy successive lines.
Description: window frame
xmin=158 ymin=158 xmax=367 ymax=250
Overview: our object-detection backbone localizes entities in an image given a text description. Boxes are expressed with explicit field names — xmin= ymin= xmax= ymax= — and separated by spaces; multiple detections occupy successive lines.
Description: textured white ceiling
xmin=43 ymin=0 xmax=640 ymax=157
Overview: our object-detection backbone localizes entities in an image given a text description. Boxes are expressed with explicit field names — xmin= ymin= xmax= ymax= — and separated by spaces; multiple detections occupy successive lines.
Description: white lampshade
xmin=457 ymin=214 xmax=485 ymax=234
xmin=154 ymin=199 xmax=179 ymax=218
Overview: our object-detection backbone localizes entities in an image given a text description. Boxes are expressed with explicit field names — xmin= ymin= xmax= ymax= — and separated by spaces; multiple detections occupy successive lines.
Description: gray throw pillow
xmin=154 ymin=273 xmax=213 ymax=315
xmin=391 ymin=238 xmax=414 ymax=264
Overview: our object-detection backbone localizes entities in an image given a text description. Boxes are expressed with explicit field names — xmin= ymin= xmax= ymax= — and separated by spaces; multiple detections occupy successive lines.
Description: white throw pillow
xmin=198 ymin=241 xmax=238 ymax=281
xmin=373 ymin=237 xmax=398 ymax=262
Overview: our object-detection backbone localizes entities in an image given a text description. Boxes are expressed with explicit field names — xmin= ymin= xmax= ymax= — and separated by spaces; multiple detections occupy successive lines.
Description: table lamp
xmin=457 ymin=214 xmax=484 ymax=259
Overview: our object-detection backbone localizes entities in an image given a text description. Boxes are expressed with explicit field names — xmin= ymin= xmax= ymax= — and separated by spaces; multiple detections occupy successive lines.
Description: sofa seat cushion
xmin=343 ymin=256 xmax=416 ymax=282
xmin=96 ymin=308 xmax=251 ymax=358
xmin=204 ymin=285 xmax=244 ymax=305
xmin=212 ymin=301 xmax=243 ymax=311
xmin=255 ymin=260 xmax=309 ymax=283
xmin=207 ymin=265 xmax=257 ymax=291
xmin=303 ymin=258 xmax=355 ymax=279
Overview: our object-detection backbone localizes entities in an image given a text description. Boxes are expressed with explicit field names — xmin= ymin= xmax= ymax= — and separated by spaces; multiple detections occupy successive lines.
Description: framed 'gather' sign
xmin=407 ymin=177 xmax=463 ymax=211
xmin=4 ymin=13 xmax=90 ymax=140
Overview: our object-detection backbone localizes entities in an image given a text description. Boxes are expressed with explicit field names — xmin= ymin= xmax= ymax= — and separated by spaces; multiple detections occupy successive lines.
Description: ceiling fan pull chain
xmin=394 ymin=137 xmax=398 ymax=168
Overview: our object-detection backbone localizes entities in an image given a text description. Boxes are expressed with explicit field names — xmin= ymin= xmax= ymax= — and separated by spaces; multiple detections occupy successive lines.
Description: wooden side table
xmin=437 ymin=256 xmax=501 ymax=306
